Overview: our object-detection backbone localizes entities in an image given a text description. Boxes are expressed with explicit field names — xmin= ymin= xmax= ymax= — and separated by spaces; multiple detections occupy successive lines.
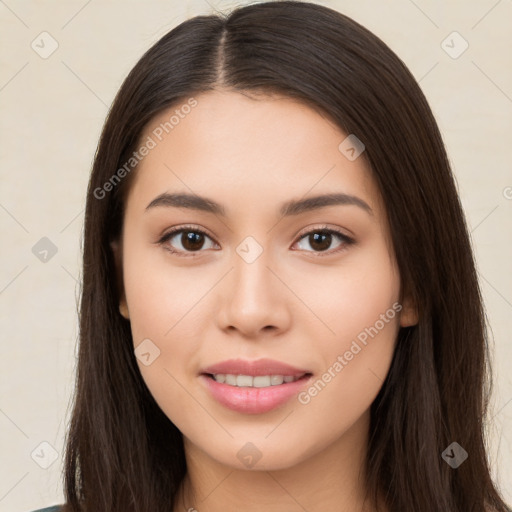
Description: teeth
xmin=237 ymin=375 xmax=253 ymax=387
xmin=212 ymin=373 xmax=303 ymax=387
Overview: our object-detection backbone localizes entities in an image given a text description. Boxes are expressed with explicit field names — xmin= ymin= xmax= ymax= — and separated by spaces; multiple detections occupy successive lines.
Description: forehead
xmin=126 ymin=90 xmax=384 ymax=219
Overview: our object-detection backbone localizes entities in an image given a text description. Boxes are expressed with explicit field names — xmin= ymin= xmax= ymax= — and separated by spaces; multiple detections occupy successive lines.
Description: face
xmin=112 ymin=90 xmax=417 ymax=471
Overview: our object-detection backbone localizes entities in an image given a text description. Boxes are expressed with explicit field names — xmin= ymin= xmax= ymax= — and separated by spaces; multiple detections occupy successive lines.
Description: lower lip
xmin=200 ymin=374 xmax=312 ymax=414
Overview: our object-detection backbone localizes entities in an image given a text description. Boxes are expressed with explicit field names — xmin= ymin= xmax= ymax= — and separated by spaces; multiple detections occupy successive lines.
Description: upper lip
xmin=201 ymin=358 xmax=311 ymax=377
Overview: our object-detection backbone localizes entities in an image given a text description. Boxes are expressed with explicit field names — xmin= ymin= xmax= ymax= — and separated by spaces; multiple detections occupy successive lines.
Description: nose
xmin=215 ymin=248 xmax=292 ymax=339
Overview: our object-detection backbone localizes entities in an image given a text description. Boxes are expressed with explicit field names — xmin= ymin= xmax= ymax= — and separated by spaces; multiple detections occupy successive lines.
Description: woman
xmin=31 ymin=1 xmax=511 ymax=511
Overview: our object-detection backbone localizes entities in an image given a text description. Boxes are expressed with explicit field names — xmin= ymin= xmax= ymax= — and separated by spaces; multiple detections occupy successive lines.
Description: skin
xmin=112 ymin=89 xmax=418 ymax=512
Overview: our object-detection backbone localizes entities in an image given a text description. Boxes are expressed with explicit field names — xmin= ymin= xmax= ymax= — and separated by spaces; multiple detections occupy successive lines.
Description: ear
xmin=110 ymin=239 xmax=130 ymax=320
xmin=399 ymin=292 xmax=418 ymax=327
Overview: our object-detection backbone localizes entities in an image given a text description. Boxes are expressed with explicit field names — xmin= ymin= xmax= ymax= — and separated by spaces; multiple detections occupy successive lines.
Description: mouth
xmin=199 ymin=372 xmax=313 ymax=414
xmin=199 ymin=358 xmax=313 ymax=413
xmin=203 ymin=372 xmax=311 ymax=388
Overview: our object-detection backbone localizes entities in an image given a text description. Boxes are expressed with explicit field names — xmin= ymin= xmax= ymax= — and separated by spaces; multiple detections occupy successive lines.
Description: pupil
xmin=182 ymin=231 xmax=204 ymax=251
xmin=311 ymin=232 xmax=331 ymax=251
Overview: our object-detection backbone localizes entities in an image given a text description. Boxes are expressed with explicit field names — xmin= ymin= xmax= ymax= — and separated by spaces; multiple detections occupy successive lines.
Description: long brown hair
xmin=62 ymin=2 xmax=511 ymax=511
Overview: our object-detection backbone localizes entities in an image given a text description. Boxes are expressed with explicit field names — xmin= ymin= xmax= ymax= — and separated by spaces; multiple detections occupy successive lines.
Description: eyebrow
xmin=145 ymin=191 xmax=373 ymax=217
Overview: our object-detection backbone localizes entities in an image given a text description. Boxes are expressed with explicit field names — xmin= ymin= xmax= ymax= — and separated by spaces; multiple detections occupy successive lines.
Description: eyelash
xmin=157 ymin=224 xmax=355 ymax=258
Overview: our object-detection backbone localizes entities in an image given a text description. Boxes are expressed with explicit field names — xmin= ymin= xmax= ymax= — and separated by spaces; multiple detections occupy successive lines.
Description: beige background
xmin=0 ymin=1 xmax=511 ymax=510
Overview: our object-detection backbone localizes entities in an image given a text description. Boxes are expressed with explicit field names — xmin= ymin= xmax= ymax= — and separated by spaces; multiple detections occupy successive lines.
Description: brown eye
xmin=294 ymin=228 xmax=354 ymax=255
xmin=159 ymin=226 xmax=217 ymax=256
xmin=306 ymin=232 xmax=333 ymax=252
xmin=180 ymin=231 xmax=206 ymax=251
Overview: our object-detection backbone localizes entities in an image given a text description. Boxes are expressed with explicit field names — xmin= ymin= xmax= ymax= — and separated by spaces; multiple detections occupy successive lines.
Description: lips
xmin=201 ymin=358 xmax=310 ymax=377
xmin=199 ymin=358 xmax=313 ymax=414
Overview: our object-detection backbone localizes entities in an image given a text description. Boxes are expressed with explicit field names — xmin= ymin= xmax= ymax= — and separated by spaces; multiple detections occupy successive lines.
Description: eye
xmin=158 ymin=225 xmax=218 ymax=257
xmin=157 ymin=224 xmax=355 ymax=258
xmin=292 ymin=225 xmax=355 ymax=256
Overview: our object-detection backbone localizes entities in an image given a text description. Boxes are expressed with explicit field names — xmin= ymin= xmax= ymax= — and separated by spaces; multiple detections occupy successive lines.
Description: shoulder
xmin=28 ymin=506 xmax=63 ymax=512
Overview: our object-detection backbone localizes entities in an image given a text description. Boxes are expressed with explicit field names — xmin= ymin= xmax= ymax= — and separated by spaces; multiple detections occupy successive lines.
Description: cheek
xmin=121 ymin=232 xmax=212 ymax=345
xmin=299 ymin=302 xmax=399 ymax=441
xmin=119 ymin=238 xmax=204 ymax=415
xmin=297 ymin=313 xmax=398 ymax=434
xmin=122 ymin=266 xmax=209 ymax=434
xmin=289 ymin=235 xmax=401 ymax=348
xmin=292 ymin=239 xmax=400 ymax=414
